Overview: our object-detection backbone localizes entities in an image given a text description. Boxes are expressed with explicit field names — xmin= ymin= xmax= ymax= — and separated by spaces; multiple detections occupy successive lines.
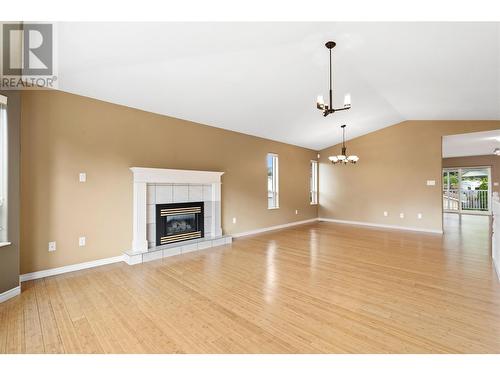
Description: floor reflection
xmin=264 ymin=241 xmax=277 ymax=303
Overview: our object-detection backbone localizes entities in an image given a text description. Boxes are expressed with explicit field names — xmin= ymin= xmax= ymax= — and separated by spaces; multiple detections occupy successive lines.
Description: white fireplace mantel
xmin=130 ymin=167 xmax=224 ymax=185
xmin=129 ymin=167 xmax=224 ymax=254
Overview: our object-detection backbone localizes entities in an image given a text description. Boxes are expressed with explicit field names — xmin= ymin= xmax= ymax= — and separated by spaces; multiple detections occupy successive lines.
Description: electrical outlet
xmin=295 ymin=209 xmax=299 ymax=215
xmin=232 ymin=217 xmax=237 ymax=224
xmin=79 ymin=236 xmax=86 ymax=247
xmin=417 ymin=213 xmax=423 ymax=219
xmin=383 ymin=211 xmax=388 ymax=217
xmin=79 ymin=172 xmax=86 ymax=182
xmin=48 ymin=241 xmax=56 ymax=252
xmin=399 ymin=213 xmax=405 ymax=219
xmin=426 ymin=180 xmax=436 ymax=186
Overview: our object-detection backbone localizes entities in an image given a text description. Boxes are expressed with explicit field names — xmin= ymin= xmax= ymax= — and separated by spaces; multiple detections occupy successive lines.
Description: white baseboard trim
xmin=318 ymin=218 xmax=443 ymax=234
xmin=232 ymin=218 xmax=319 ymax=238
xmin=20 ymin=255 xmax=124 ymax=282
xmin=0 ymin=285 xmax=21 ymax=303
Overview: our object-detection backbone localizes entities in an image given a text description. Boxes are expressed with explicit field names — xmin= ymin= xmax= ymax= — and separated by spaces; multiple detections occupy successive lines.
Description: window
xmin=310 ymin=160 xmax=318 ymax=205
xmin=0 ymin=95 xmax=7 ymax=244
xmin=267 ymin=153 xmax=279 ymax=209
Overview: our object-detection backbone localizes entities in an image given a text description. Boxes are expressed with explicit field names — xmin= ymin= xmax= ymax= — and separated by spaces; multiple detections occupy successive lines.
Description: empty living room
xmin=1 ymin=1 xmax=500 ymax=372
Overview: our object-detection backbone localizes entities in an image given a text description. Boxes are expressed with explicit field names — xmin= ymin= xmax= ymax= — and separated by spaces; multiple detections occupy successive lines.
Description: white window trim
xmin=0 ymin=95 xmax=8 ymax=244
xmin=267 ymin=153 xmax=279 ymax=209
xmin=310 ymin=160 xmax=318 ymax=205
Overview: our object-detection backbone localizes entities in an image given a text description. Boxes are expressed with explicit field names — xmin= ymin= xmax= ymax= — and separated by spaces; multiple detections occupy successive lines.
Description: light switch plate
xmin=232 ymin=217 xmax=237 ymax=224
xmin=417 ymin=213 xmax=423 ymax=219
xmin=48 ymin=241 xmax=56 ymax=252
xmin=399 ymin=213 xmax=405 ymax=219
xmin=79 ymin=237 xmax=86 ymax=247
xmin=79 ymin=172 xmax=86 ymax=182
xmin=383 ymin=211 xmax=388 ymax=217
xmin=426 ymin=180 xmax=436 ymax=186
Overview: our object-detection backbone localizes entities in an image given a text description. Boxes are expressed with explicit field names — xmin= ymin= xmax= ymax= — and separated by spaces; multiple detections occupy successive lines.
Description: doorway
xmin=443 ymin=167 xmax=491 ymax=215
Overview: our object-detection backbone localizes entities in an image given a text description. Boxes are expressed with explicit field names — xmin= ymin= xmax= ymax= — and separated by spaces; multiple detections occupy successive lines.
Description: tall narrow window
xmin=310 ymin=160 xmax=318 ymax=205
xmin=0 ymin=95 xmax=8 ymax=244
xmin=267 ymin=153 xmax=279 ymax=209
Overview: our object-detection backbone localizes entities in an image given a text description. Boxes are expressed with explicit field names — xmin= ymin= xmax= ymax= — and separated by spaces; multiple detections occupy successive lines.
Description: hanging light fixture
xmin=316 ymin=41 xmax=351 ymax=117
xmin=328 ymin=125 xmax=359 ymax=165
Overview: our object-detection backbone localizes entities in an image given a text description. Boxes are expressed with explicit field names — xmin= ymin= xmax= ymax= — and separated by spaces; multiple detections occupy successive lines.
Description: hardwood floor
xmin=1 ymin=215 xmax=499 ymax=353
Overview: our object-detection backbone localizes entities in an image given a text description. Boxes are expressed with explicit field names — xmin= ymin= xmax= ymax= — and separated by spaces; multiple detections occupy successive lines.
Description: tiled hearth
xmin=124 ymin=234 xmax=232 ymax=265
xmin=123 ymin=167 xmax=231 ymax=265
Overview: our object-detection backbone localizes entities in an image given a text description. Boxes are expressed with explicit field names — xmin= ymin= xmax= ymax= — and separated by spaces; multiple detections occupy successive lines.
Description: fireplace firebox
xmin=156 ymin=202 xmax=204 ymax=246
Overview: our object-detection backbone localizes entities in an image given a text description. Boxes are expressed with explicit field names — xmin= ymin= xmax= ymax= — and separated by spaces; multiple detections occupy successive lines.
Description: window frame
xmin=0 ymin=94 xmax=9 ymax=246
xmin=310 ymin=160 xmax=318 ymax=205
xmin=267 ymin=153 xmax=279 ymax=209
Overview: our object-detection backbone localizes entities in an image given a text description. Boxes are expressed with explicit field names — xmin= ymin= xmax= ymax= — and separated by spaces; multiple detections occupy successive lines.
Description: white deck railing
xmin=443 ymin=189 xmax=489 ymax=212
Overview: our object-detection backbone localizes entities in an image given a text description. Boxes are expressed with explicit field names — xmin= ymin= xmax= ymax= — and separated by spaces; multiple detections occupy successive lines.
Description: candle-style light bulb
xmin=343 ymin=93 xmax=351 ymax=108
xmin=317 ymin=95 xmax=325 ymax=109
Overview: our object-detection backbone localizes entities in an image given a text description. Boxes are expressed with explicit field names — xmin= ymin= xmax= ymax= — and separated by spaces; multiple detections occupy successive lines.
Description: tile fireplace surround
xmin=123 ymin=167 xmax=232 ymax=265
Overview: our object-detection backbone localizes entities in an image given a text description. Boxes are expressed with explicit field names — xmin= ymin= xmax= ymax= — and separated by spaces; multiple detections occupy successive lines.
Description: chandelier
xmin=328 ymin=125 xmax=359 ymax=164
xmin=316 ymin=41 xmax=351 ymax=117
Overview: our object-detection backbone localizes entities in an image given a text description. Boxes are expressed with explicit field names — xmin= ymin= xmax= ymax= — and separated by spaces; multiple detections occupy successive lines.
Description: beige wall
xmin=443 ymin=155 xmax=500 ymax=195
xmin=20 ymin=90 xmax=318 ymax=274
xmin=0 ymin=91 xmax=21 ymax=294
xmin=318 ymin=121 xmax=500 ymax=232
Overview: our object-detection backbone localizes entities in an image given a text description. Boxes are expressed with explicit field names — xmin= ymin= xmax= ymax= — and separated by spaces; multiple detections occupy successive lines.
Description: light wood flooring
xmin=1 ymin=214 xmax=499 ymax=353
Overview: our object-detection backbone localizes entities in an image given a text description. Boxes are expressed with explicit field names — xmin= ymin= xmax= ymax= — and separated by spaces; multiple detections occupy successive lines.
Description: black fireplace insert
xmin=156 ymin=202 xmax=204 ymax=246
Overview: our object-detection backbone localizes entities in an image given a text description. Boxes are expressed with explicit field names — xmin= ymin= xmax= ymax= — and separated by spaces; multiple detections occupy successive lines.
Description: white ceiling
xmin=443 ymin=129 xmax=500 ymax=158
xmin=56 ymin=22 xmax=500 ymax=150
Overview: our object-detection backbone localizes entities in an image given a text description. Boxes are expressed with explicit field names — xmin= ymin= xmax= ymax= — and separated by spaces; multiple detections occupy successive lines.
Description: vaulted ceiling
xmin=56 ymin=22 xmax=500 ymax=150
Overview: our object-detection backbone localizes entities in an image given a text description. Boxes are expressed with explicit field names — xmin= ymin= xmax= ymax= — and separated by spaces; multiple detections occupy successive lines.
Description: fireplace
xmin=156 ymin=202 xmax=204 ymax=245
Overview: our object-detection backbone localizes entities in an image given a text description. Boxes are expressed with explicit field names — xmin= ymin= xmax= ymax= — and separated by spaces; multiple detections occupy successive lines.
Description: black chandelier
xmin=316 ymin=41 xmax=351 ymax=117
xmin=328 ymin=125 xmax=359 ymax=164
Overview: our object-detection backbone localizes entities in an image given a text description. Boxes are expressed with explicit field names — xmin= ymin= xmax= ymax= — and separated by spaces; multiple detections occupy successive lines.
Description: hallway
xmin=443 ymin=213 xmax=492 ymax=258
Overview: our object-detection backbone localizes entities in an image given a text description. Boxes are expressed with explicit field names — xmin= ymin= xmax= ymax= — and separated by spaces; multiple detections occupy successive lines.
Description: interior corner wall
xmin=318 ymin=120 xmax=500 ymax=232
xmin=0 ymin=91 xmax=21 ymax=294
xmin=20 ymin=90 xmax=318 ymax=274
